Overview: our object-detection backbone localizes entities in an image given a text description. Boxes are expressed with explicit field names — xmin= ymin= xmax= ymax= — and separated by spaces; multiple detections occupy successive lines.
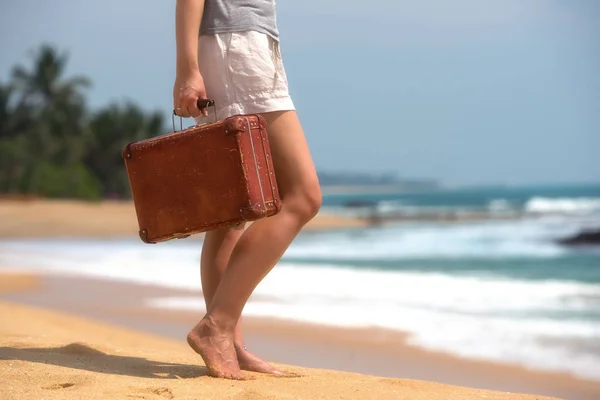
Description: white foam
xmin=285 ymin=219 xmax=569 ymax=260
xmin=487 ymin=198 xmax=516 ymax=215
xmin=0 ymin=239 xmax=202 ymax=291
xmin=525 ymin=197 xmax=600 ymax=214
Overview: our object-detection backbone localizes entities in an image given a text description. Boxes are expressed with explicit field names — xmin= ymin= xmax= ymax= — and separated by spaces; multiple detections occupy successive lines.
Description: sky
xmin=1 ymin=0 xmax=598 ymax=187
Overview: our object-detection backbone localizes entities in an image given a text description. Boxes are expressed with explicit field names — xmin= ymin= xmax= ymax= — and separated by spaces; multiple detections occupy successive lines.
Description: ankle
xmin=234 ymin=342 xmax=247 ymax=352
xmin=203 ymin=312 xmax=237 ymax=333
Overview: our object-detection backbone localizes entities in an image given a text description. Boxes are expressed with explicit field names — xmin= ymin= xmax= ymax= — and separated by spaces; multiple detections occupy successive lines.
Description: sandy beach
xmin=0 ymin=199 xmax=367 ymax=239
xmin=2 ymin=199 xmax=600 ymax=399
xmin=0 ymin=277 xmax=566 ymax=400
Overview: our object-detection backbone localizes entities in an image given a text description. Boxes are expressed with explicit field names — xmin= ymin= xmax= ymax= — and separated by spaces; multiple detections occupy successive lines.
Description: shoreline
xmin=1 ymin=272 xmax=599 ymax=400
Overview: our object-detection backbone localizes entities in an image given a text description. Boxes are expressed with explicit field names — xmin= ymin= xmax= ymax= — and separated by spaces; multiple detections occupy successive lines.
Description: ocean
xmin=1 ymin=183 xmax=599 ymax=380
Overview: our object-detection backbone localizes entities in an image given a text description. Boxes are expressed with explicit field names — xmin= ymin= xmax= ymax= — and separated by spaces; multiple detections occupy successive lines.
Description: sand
xmin=0 ymin=300 xmax=560 ymax=400
xmin=0 ymin=272 xmax=40 ymax=294
xmin=0 ymin=199 xmax=367 ymax=238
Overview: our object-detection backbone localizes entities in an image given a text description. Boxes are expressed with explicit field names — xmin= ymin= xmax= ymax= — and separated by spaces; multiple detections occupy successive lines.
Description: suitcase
xmin=122 ymin=99 xmax=281 ymax=244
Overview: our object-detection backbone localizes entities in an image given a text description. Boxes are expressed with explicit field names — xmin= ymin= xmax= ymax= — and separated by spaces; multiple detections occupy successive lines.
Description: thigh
xmin=260 ymin=111 xmax=320 ymax=199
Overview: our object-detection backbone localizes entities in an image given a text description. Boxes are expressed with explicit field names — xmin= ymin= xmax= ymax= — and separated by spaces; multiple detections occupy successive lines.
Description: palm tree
xmin=0 ymin=84 xmax=13 ymax=139
xmin=11 ymin=43 xmax=90 ymax=109
xmin=0 ymin=83 xmax=33 ymax=192
xmin=10 ymin=44 xmax=91 ymax=165
xmin=1 ymin=43 xmax=166 ymax=199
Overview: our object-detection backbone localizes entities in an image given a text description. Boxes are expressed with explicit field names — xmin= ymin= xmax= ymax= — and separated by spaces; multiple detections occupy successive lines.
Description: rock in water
xmin=558 ymin=229 xmax=600 ymax=246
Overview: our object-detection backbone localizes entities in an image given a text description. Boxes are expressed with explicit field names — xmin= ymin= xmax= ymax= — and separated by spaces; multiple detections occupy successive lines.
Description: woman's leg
xmin=200 ymin=225 xmax=283 ymax=374
xmin=187 ymin=110 xmax=322 ymax=379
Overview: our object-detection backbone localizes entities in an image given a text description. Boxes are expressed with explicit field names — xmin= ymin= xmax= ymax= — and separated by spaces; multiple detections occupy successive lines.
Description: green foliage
xmin=0 ymin=44 xmax=165 ymax=199
xmin=20 ymin=161 xmax=102 ymax=200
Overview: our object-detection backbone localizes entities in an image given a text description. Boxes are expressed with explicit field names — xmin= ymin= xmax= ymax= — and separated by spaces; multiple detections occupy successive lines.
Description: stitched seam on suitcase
xmin=235 ymin=118 xmax=252 ymax=218
xmin=257 ymin=117 xmax=278 ymax=211
xmin=245 ymin=116 xmax=266 ymax=216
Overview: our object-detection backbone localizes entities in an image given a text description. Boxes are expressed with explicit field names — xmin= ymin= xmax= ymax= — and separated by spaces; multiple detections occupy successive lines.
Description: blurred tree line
xmin=0 ymin=44 xmax=165 ymax=200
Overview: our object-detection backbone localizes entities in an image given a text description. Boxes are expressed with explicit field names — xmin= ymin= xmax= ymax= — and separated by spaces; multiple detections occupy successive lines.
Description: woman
xmin=172 ymin=0 xmax=322 ymax=380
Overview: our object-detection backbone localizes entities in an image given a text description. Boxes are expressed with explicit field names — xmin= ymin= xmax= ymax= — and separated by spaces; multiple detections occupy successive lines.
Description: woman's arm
xmin=173 ymin=0 xmax=207 ymax=118
xmin=175 ymin=0 xmax=204 ymax=76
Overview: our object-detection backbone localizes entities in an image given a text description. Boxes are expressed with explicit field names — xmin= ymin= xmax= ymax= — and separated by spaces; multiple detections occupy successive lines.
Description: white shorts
xmin=194 ymin=30 xmax=295 ymax=125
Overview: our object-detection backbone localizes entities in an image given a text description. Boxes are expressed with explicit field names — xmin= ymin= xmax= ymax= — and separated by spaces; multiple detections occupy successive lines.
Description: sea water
xmin=1 ymin=183 xmax=599 ymax=380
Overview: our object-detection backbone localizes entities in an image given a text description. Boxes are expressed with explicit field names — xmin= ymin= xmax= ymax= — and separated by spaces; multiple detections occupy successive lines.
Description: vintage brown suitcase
xmin=122 ymin=99 xmax=281 ymax=244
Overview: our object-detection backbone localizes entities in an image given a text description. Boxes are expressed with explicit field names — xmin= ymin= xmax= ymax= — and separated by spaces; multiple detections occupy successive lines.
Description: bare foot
xmin=236 ymin=345 xmax=299 ymax=377
xmin=187 ymin=318 xmax=250 ymax=380
xmin=236 ymin=345 xmax=281 ymax=374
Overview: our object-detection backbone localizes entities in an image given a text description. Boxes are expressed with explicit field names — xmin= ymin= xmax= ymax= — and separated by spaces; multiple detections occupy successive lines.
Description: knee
xmin=304 ymin=184 xmax=323 ymax=219
xmin=205 ymin=223 xmax=246 ymax=244
xmin=283 ymin=181 xmax=322 ymax=224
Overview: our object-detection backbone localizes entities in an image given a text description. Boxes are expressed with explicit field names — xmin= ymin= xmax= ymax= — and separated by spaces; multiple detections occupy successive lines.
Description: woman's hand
xmin=173 ymin=70 xmax=208 ymax=118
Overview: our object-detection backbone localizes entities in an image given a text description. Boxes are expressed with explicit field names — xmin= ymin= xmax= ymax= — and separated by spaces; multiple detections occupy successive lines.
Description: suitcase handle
xmin=171 ymin=98 xmax=217 ymax=132
xmin=197 ymin=99 xmax=215 ymax=109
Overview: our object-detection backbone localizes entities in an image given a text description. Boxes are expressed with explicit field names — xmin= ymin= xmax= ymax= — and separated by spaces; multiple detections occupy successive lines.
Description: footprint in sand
xmin=42 ymin=382 xmax=75 ymax=390
xmin=60 ymin=342 xmax=107 ymax=356
xmin=129 ymin=387 xmax=174 ymax=399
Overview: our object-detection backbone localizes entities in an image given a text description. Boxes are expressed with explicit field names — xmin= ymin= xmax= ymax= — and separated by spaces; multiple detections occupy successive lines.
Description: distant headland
xmin=317 ymin=171 xmax=441 ymax=195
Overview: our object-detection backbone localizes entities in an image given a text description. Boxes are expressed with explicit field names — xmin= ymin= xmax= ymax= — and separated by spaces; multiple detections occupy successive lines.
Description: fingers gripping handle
xmin=172 ymin=99 xmax=216 ymax=132
xmin=172 ymin=98 xmax=215 ymax=117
